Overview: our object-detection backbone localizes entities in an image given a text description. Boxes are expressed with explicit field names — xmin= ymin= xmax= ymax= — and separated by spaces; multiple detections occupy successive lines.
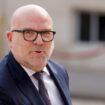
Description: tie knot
xmin=33 ymin=71 xmax=43 ymax=81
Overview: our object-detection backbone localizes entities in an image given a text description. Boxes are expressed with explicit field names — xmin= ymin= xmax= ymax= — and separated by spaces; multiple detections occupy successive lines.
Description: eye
xmin=25 ymin=30 xmax=34 ymax=35
xmin=42 ymin=31 xmax=51 ymax=36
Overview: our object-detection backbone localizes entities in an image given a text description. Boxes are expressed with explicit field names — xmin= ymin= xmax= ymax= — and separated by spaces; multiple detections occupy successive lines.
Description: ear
xmin=6 ymin=31 xmax=13 ymax=48
xmin=6 ymin=31 xmax=13 ymax=42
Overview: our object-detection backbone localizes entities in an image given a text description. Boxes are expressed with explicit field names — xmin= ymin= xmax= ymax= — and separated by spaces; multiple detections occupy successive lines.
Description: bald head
xmin=10 ymin=4 xmax=53 ymax=30
xmin=7 ymin=4 xmax=55 ymax=71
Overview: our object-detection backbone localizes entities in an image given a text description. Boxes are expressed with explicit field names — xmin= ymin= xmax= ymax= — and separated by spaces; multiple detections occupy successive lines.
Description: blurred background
xmin=0 ymin=0 xmax=105 ymax=104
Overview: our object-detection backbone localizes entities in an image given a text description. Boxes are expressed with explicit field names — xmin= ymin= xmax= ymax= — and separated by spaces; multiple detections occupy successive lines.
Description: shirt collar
xmin=21 ymin=65 xmax=50 ymax=77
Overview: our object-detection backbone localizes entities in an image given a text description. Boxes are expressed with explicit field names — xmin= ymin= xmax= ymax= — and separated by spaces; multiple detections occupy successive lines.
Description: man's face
xmin=7 ymin=13 xmax=54 ymax=71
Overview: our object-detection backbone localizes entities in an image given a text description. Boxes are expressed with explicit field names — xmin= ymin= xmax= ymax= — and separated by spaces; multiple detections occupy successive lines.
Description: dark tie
xmin=33 ymin=72 xmax=51 ymax=105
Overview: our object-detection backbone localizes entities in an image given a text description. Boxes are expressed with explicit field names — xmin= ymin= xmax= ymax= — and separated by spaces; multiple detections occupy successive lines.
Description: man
xmin=0 ymin=4 xmax=72 ymax=105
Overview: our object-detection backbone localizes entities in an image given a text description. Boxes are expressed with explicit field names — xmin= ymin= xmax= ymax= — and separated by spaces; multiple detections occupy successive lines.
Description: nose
xmin=33 ymin=34 xmax=44 ymax=45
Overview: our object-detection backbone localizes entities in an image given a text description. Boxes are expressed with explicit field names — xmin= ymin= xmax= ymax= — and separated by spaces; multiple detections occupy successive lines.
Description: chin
xmin=31 ymin=61 xmax=47 ymax=70
xmin=31 ymin=65 xmax=45 ymax=72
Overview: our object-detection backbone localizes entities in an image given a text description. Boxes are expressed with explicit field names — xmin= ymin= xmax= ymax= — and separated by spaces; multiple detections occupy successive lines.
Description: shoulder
xmin=0 ymin=54 xmax=9 ymax=74
xmin=48 ymin=60 xmax=65 ymax=71
xmin=0 ymin=54 xmax=12 ymax=88
xmin=0 ymin=55 xmax=8 ymax=75
xmin=47 ymin=60 xmax=69 ymax=84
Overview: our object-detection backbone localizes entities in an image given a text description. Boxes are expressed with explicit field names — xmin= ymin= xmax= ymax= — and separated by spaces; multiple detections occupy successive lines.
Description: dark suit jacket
xmin=0 ymin=52 xmax=72 ymax=105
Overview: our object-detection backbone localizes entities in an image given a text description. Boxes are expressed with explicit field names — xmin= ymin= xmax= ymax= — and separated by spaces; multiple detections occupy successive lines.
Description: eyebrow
xmin=21 ymin=28 xmax=53 ymax=31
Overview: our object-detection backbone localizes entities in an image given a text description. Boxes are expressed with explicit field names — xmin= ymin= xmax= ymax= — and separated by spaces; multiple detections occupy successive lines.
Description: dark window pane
xmin=80 ymin=13 xmax=90 ymax=41
xmin=99 ymin=16 xmax=105 ymax=41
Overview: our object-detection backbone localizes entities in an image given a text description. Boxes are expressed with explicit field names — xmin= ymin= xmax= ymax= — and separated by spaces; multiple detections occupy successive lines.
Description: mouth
xmin=35 ymin=51 xmax=42 ymax=53
xmin=30 ymin=49 xmax=46 ymax=54
xmin=33 ymin=50 xmax=46 ymax=54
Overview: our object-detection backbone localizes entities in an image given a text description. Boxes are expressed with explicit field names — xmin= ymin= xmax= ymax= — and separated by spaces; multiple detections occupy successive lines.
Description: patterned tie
xmin=33 ymin=72 xmax=51 ymax=105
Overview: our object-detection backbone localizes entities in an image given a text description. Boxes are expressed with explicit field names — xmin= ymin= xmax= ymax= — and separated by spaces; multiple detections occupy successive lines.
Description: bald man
xmin=0 ymin=5 xmax=72 ymax=105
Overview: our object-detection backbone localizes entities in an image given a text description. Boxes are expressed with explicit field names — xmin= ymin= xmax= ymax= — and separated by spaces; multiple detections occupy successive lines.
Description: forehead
xmin=11 ymin=6 xmax=53 ymax=30
xmin=13 ymin=16 xmax=53 ymax=31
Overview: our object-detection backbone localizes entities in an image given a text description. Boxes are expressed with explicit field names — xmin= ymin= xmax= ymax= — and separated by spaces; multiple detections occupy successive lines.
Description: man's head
xmin=7 ymin=4 xmax=55 ymax=72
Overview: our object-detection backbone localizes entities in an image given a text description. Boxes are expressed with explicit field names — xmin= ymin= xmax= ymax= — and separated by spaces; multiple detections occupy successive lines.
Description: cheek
xmin=11 ymin=37 xmax=28 ymax=54
xmin=46 ymin=42 xmax=54 ymax=54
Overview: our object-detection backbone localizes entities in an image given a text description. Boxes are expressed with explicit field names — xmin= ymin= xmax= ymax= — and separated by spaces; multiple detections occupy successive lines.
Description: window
xmin=80 ymin=13 xmax=90 ymax=41
xmin=99 ymin=16 xmax=105 ymax=41
xmin=78 ymin=12 xmax=105 ymax=42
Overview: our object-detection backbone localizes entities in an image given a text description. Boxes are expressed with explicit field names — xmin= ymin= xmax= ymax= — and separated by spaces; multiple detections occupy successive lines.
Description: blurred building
xmin=0 ymin=0 xmax=105 ymax=104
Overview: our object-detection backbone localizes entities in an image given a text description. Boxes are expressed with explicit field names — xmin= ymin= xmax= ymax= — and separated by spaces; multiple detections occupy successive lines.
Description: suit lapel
xmin=7 ymin=52 xmax=45 ymax=105
xmin=17 ymin=76 xmax=45 ymax=105
xmin=47 ymin=61 xmax=71 ymax=105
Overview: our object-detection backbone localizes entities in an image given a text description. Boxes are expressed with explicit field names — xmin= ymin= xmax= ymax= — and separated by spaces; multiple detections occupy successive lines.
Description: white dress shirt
xmin=21 ymin=65 xmax=64 ymax=105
